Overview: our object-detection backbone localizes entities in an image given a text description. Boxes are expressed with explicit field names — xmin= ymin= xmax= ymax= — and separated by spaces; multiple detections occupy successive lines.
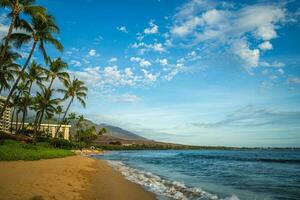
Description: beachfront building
xmin=12 ymin=123 xmax=71 ymax=140
xmin=0 ymin=96 xmax=11 ymax=132
xmin=1 ymin=96 xmax=71 ymax=140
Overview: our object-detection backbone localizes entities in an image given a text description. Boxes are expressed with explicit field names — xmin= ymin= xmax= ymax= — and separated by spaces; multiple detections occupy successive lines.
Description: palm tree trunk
xmin=34 ymin=110 xmax=43 ymax=138
xmin=10 ymin=106 xmax=16 ymax=134
xmin=20 ymin=82 xmax=33 ymax=131
xmin=33 ymin=112 xmax=40 ymax=136
xmin=16 ymin=111 xmax=19 ymax=133
xmin=0 ymin=41 xmax=37 ymax=118
xmin=20 ymin=110 xmax=26 ymax=131
xmin=47 ymin=77 xmax=54 ymax=91
xmin=37 ymin=110 xmax=44 ymax=136
xmin=55 ymin=97 xmax=73 ymax=138
xmin=0 ymin=4 xmax=19 ymax=61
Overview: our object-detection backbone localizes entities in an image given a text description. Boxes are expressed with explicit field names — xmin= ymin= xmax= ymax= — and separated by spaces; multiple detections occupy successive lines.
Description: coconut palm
xmin=55 ymin=78 xmax=87 ymax=136
xmin=0 ymin=45 xmax=20 ymax=94
xmin=0 ymin=13 xmax=63 ymax=118
xmin=32 ymin=87 xmax=60 ymax=137
xmin=26 ymin=61 xmax=46 ymax=94
xmin=17 ymin=92 xmax=31 ymax=131
xmin=11 ymin=81 xmax=28 ymax=132
xmin=46 ymin=58 xmax=69 ymax=90
xmin=0 ymin=0 xmax=46 ymax=59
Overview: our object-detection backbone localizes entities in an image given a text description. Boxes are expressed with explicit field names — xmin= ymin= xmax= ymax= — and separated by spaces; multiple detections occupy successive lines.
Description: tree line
xmin=0 ymin=0 xmax=88 ymax=139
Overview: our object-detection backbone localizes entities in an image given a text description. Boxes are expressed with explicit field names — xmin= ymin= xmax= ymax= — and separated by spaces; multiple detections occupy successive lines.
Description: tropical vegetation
xmin=0 ymin=0 xmax=95 ymax=149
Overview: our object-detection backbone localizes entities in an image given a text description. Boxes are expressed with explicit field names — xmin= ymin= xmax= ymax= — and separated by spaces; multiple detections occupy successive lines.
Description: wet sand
xmin=0 ymin=156 xmax=155 ymax=200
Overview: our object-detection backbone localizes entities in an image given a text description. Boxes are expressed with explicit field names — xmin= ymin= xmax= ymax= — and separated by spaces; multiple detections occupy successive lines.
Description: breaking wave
xmin=107 ymin=160 xmax=239 ymax=200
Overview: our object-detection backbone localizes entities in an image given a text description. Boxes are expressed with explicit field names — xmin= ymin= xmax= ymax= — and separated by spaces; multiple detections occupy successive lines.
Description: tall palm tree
xmin=0 ymin=45 xmax=20 ymax=94
xmin=46 ymin=58 xmax=69 ymax=91
xmin=55 ymin=78 xmax=87 ymax=137
xmin=17 ymin=92 xmax=31 ymax=132
xmin=0 ymin=0 xmax=46 ymax=59
xmin=11 ymin=81 xmax=28 ymax=131
xmin=26 ymin=61 xmax=46 ymax=94
xmin=0 ymin=13 xmax=63 ymax=118
xmin=32 ymin=87 xmax=59 ymax=137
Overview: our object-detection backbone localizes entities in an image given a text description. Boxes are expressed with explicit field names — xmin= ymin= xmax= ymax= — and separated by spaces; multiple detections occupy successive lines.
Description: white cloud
xmin=140 ymin=60 xmax=152 ymax=67
xmin=158 ymin=58 xmax=168 ymax=66
xmin=164 ymin=63 xmax=185 ymax=81
xmin=277 ymin=68 xmax=284 ymax=75
xmin=259 ymin=41 xmax=273 ymax=51
xmin=260 ymin=61 xmax=285 ymax=68
xmin=124 ymin=67 xmax=134 ymax=77
xmin=88 ymin=49 xmax=97 ymax=56
xmin=107 ymin=93 xmax=140 ymax=103
xmin=288 ymin=77 xmax=300 ymax=84
xmin=130 ymin=57 xmax=141 ymax=62
xmin=131 ymin=42 xmax=165 ymax=53
xmin=144 ymin=20 xmax=159 ymax=34
xmin=70 ymin=60 xmax=82 ymax=67
xmin=152 ymin=43 xmax=165 ymax=52
xmin=170 ymin=2 xmax=287 ymax=71
xmin=232 ymin=39 xmax=260 ymax=70
xmin=117 ymin=26 xmax=128 ymax=33
xmin=130 ymin=57 xmax=152 ymax=68
xmin=109 ymin=57 xmax=118 ymax=62
xmin=142 ymin=69 xmax=159 ymax=82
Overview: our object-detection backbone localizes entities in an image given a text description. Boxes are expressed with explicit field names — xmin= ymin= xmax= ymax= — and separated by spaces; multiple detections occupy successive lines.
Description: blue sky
xmin=1 ymin=0 xmax=300 ymax=147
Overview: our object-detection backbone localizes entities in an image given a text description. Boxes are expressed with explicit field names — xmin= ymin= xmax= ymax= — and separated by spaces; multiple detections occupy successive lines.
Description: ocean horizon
xmin=95 ymin=149 xmax=300 ymax=200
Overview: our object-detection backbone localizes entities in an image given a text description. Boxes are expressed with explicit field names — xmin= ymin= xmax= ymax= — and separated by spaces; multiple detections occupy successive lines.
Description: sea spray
xmin=107 ymin=160 xmax=237 ymax=200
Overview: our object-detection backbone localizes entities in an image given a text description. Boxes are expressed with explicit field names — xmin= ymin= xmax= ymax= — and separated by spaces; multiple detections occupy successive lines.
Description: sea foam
xmin=107 ymin=160 xmax=239 ymax=200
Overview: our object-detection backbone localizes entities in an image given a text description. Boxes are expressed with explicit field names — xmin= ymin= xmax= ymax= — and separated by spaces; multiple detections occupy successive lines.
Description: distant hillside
xmin=69 ymin=119 xmax=147 ymax=141
xmin=25 ymin=115 xmax=148 ymax=141
xmin=100 ymin=124 xmax=147 ymax=141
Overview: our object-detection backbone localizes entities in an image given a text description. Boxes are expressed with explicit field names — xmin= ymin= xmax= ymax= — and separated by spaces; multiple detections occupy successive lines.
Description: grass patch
xmin=0 ymin=140 xmax=75 ymax=161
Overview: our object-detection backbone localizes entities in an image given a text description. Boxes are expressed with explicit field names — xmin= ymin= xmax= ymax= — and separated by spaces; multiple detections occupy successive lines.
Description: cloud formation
xmin=117 ymin=26 xmax=128 ymax=33
xmin=170 ymin=1 xmax=287 ymax=71
xmin=144 ymin=20 xmax=159 ymax=34
xmin=192 ymin=105 xmax=300 ymax=128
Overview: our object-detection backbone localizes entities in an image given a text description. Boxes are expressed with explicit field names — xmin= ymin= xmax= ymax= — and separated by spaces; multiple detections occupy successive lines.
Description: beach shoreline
xmin=0 ymin=155 xmax=156 ymax=200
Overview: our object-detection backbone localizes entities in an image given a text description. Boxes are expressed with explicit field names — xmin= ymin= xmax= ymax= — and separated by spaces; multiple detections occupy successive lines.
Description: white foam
xmin=107 ymin=160 xmax=239 ymax=200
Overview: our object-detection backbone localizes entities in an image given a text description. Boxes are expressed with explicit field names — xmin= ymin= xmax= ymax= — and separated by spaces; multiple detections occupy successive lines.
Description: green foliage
xmin=48 ymin=138 xmax=86 ymax=150
xmin=0 ymin=140 xmax=74 ymax=161
xmin=109 ymin=141 xmax=122 ymax=145
xmin=77 ymin=126 xmax=98 ymax=145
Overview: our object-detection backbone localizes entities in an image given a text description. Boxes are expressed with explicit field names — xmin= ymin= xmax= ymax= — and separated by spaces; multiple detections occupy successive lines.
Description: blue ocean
xmin=94 ymin=150 xmax=300 ymax=200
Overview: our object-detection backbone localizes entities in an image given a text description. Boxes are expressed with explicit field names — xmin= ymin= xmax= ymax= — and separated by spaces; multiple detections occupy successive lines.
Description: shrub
xmin=109 ymin=141 xmax=122 ymax=145
xmin=49 ymin=138 xmax=72 ymax=149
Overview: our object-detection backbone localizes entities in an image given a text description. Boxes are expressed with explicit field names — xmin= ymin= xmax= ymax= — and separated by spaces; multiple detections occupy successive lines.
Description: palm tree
xmin=46 ymin=58 xmax=69 ymax=91
xmin=56 ymin=105 xmax=63 ymax=121
xmin=17 ymin=92 xmax=31 ymax=131
xmin=55 ymin=78 xmax=87 ymax=137
xmin=11 ymin=81 xmax=28 ymax=132
xmin=0 ymin=45 xmax=20 ymax=94
xmin=32 ymin=87 xmax=60 ymax=137
xmin=0 ymin=13 xmax=63 ymax=118
xmin=98 ymin=127 xmax=107 ymax=136
xmin=0 ymin=0 xmax=46 ymax=59
xmin=26 ymin=61 xmax=46 ymax=94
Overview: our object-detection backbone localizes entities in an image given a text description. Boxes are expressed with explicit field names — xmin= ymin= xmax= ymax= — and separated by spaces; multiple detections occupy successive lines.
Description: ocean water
xmin=93 ymin=150 xmax=300 ymax=200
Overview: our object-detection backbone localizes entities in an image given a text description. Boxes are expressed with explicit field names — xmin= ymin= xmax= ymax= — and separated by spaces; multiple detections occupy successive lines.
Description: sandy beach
xmin=0 ymin=156 xmax=155 ymax=200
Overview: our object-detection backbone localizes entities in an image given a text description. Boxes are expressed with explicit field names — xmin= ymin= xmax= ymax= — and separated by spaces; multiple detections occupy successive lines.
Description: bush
xmin=49 ymin=138 xmax=73 ymax=149
xmin=109 ymin=141 xmax=122 ymax=145
xmin=49 ymin=138 xmax=86 ymax=150
xmin=70 ymin=141 xmax=86 ymax=150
